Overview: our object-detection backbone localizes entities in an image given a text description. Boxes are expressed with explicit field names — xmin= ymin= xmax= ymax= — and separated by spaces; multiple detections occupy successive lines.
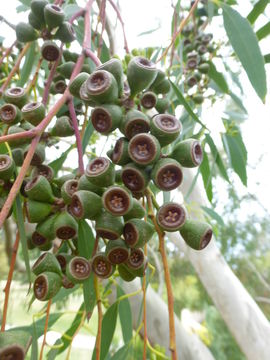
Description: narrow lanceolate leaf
xmin=228 ymin=91 xmax=247 ymax=113
xmin=247 ymin=0 xmax=269 ymax=24
xmin=264 ymin=53 xmax=270 ymax=63
xmin=221 ymin=121 xmax=247 ymax=186
xmin=78 ymin=220 xmax=96 ymax=313
xmin=92 ymin=302 xmax=119 ymax=360
xmin=256 ymin=22 xmax=270 ymax=40
xmin=82 ymin=122 xmax=94 ymax=154
xmin=222 ymin=4 xmax=267 ymax=101
xmin=205 ymin=134 xmax=229 ymax=182
xmin=17 ymin=42 xmax=37 ymax=87
xmin=201 ymin=206 xmax=225 ymax=226
xmin=170 ymin=81 xmax=207 ymax=129
xmin=200 ymin=150 xmax=213 ymax=202
xmin=48 ymin=145 xmax=73 ymax=174
xmin=208 ymin=61 xmax=229 ymax=93
xmin=110 ymin=343 xmax=131 ymax=360
xmin=117 ymin=286 xmax=133 ymax=344
xmin=14 ymin=196 xmax=31 ymax=284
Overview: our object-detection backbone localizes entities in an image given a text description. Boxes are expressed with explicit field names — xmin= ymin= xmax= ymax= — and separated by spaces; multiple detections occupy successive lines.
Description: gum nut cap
xmin=141 ymin=91 xmax=157 ymax=109
xmin=4 ymin=87 xmax=28 ymax=109
xmin=180 ymin=220 xmax=213 ymax=250
xmin=66 ymin=257 xmax=91 ymax=283
xmin=70 ymin=190 xmax=102 ymax=220
xmin=102 ymin=186 xmax=133 ymax=216
xmin=44 ymin=4 xmax=65 ymax=29
xmin=31 ymin=0 xmax=48 ymax=23
xmin=31 ymin=164 xmax=54 ymax=182
xmin=91 ymin=252 xmax=115 ymax=279
xmin=69 ymin=72 xmax=89 ymax=98
xmin=41 ymin=41 xmax=60 ymax=62
xmin=127 ymin=248 xmax=145 ymax=269
xmin=85 ymin=157 xmax=115 ymax=187
xmin=105 ymin=239 xmax=130 ymax=264
xmin=61 ymin=179 xmax=79 ymax=204
xmin=121 ymin=163 xmax=149 ymax=192
xmin=171 ymin=139 xmax=203 ymax=167
xmin=21 ymin=102 xmax=45 ymax=126
xmin=55 ymin=21 xmax=76 ymax=43
xmin=95 ymin=211 xmax=124 ymax=240
xmin=24 ymin=175 xmax=55 ymax=203
xmin=128 ymin=133 xmax=161 ymax=166
xmin=85 ymin=70 xmax=118 ymax=104
xmin=15 ymin=22 xmax=38 ymax=43
xmin=151 ymin=158 xmax=183 ymax=191
xmin=151 ymin=114 xmax=181 ymax=135
xmin=157 ymin=202 xmax=187 ymax=231
xmin=0 ymin=103 xmax=21 ymax=125
xmin=121 ymin=109 xmax=150 ymax=140
xmin=0 ymin=155 xmax=15 ymax=180
xmin=111 ymin=137 xmax=131 ymax=166
xmin=54 ymin=211 xmax=78 ymax=240
xmin=34 ymin=272 xmax=62 ymax=301
xmin=32 ymin=252 xmax=61 ymax=276
xmin=91 ymin=104 xmax=122 ymax=134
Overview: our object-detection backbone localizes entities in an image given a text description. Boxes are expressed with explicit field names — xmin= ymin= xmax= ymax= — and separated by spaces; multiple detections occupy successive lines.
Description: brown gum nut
xmin=91 ymin=107 xmax=112 ymax=133
xmin=121 ymin=166 xmax=146 ymax=192
xmin=157 ymin=202 xmax=187 ymax=231
xmin=70 ymin=257 xmax=91 ymax=279
xmin=41 ymin=42 xmax=60 ymax=61
xmin=92 ymin=253 xmax=113 ymax=278
xmin=34 ymin=274 xmax=48 ymax=299
xmin=127 ymin=248 xmax=145 ymax=269
xmin=86 ymin=70 xmax=110 ymax=94
xmin=128 ymin=133 xmax=160 ymax=166
xmin=123 ymin=222 xmax=138 ymax=247
xmin=107 ymin=247 xmax=129 ymax=265
xmin=0 ymin=104 xmax=17 ymax=123
xmin=103 ymin=187 xmax=131 ymax=216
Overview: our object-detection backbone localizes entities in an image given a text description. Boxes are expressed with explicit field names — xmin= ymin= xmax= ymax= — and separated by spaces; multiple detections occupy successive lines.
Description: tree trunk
xmin=167 ymin=169 xmax=270 ymax=360
xmin=109 ymin=278 xmax=215 ymax=360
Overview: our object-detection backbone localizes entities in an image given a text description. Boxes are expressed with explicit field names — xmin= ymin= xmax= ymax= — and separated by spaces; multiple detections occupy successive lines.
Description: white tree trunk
xmin=109 ymin=278 xmax=215 ymax=360
xmin=167 ymin=169 xmax=270 ymax=360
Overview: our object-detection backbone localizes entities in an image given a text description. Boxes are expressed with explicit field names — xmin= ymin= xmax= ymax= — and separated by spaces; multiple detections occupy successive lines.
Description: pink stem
xmin=107 ymin=0 xmax=129 ymax=53
xmin=42 ymin=45 xmax=63 ymax=106
xmin=0 ymin=129 xmax=37 ymax=144
xmin=68 ymin=99 xmax=84 ymax=175
xmin=98 ymin=0 xmax=107 ymax=57
xmin=0 ymin=40 xmax=17 ymax=67
xmin=84 ymin=48 xmax=102 ymax=66
xmin=69 ymin=8 xmax=86 ymax=24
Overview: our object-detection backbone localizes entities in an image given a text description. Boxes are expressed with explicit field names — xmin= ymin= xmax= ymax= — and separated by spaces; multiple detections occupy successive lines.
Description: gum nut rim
xmin=0 ymin=104 xmax=17 ymax=121
xmin=0 ymin=155 xmax=12 ymax=170
xmin=156 ymin=163 xmax=183 ymax=190
xmin=127 ymin=248 xmax=144 ymax=268
xmin=6 ymin=87 xmax=25 ymax=97
xmin=96 ymin=228 xmax=119 ymax=240
xmin=70 ymin=257 xmax=91 ymax=279
xmin=0 ymin=346 xmax=24 ymax=360
xmin=34 ymin=274 xmax=48 ymax=300
xmin=32 ymin=231 xmax=47 ymax=246
xmin=107 ymin=247 xmax=129 ymax=264
xmin=86 ymin=157 xmax=110 ymax=177
xmin=86 ymin=70 xmax=111 ymax=94
xmin=41 ymin=44 xmax=60 ymax=61
xmin=56 ymin=225 xmax=77 ymax=240
xmin=70 ymin=194 xmax=84 ymax=218
xmin=56 ymin=254 xmax=68 ymax=270
xmin=122 ymin=167 xmax=145 ymax=192
xmin=32 ymin=252 xmax=47 ymax=271
xmin=129 ymin=134 xmax=158 ymax=163
xmin=125 ymin=119 xmax=150 ymax=139
xmin=24 ymin=175 xmax=40 ymax=191
xmin=134 ymin=57 xmax=156 ymax=70
xmin=123 ymin=222 xmax=139 ymax=246
xmin=92 ymin=255 xmax=112 ymax=277
xmin=157 ymin=203 xmax=187 ymax=229
xmin=153 ymin=114 xmax=181 ymax=133
xmin=200 ymin=228 xmax=213 ymax=250
xmin=141 ymin=93 xmax=156 ymax=108
xmin=103 ymin=187 xmax=130 ymax=215
xmin=92 ymin=107 xmax=112 ymax=133
xmin=65 ymin=180 xmax=79 ymax=196
xmin=112 ymin=138 xmax=124 ymax=163
xmin=22 ymin=101 xmax=42 ymax=112
xmin=191 ymin=141 xmax=203 ymax=165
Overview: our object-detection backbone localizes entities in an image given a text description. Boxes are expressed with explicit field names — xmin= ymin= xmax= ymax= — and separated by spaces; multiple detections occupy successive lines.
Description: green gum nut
xmin=151 ymin=79 xmax=171 ymax=94
xmin=85 ymin=70 xmax=118 ymax=104
xmin=63 ymin=50 xmax=79 ymax=62
xmin=97 ymin=58 xmax=124 ymax=96
xmin=123 ymin=198 xmax=146 ymax=221
xmin=79 ymin=81 xmax=97 ymax=106
xmin=127 ymin=56 xmax=157 ymax=97
xmin=105 ymin=238 xmax=130 ymax=265
xmin=70 ymin=190 xmax=102 ymax=220
xmin=12 ymin=147 xmax=25 ymax=166
xmin=44 ymin=4 xmax=65 ymax=30
xmin=0 ymin=103 xmax=21 ymax=125
xmin=128 ymin=133 xmax=161 ymax=167
xmin=23 ymin=142 xmax=45 ymax=166
xmin=156 ymin=202 xmax=188 ymax=232
xmin=56 ymin=253 xmax=72 ymax=273
xmin=91 ymin=104 xmax=123 ymax=135
xmin=121 ymin=162 xmax=149 ymax=193
xmin=61 ymin=179 xmax=79 ymax=204
xmin=124 ymin=219 xmax=154 ymax=248
xmin=26 ymin=200 xmax=52 ymax=223
xmin=140 ymin=91 xmax=157 ymax=109
xmin=115 ymin=169 xmax=122 ymax=184
xmin=78 ymin=174 xmax=103 ymax=196
xmin=50 ymin=116 xmax=74 ymax=137
xmin=31 ymin=164 xmax=54 ymax=182
xmin=0 ymin=196 xmax=13 ymax=218
xmin=24 ymin=175 xmax=55 ymax=203
xmin=170 ymin=139 xmax=203 ymax=168
xmin=34 ymin=271 xmax=62 ymax=301
xmin=126 ymin=248 xmax=147 ymax=277
xmin=155 ymin=98 xmax=170 ymax=113
xmin=66 ymin=256 xmax=91 ymax=283
xmin=151 ymin=158 xmax=183 ymax=191
xmin=58 ymin=62 xmax=75 ymax=79
xmin=193 ymin=94 xmax=204 ymax=104
xmin=15 ymin=22 xmax=38 ymax=43
xmin=91 ymin=252 xmax=115 ymax=279
xmin=95 ymin=211 xmax=124 ymax=240
xmin=0 ymin=330 xmax=32 ymax=360
xmin=82 ymin=63 xmax=91 ymax=73
xmin=0 ymin=155 xmax=15 ymax=180
xmin=21 ymin=102 xmax=45 ymax=126
xmin=31 ymin=0 xmax=48 ymax=24
xmin=55 ymin=21 xmax=76 ymax=43
xmin=28 ymin=11 xmax=43 ymax=30
xmin=180 ymin=220 xmax=213 ymax=250
xmin=54 ymin=211 xmax=78 ymax=240
xmin=120 ymin=109 xmax=150 ymax=140
xmin=69 ymin=72 xmax=89 ymax=98
xmin=53 ymin=173 xmax=75 ymax=188
xmin=111 ymin=137 xmax=131 ymax=166
xmin=102 ymin=186 xmax=133 ymax=216
xmin=149 ymin=69 xmax=166 ymax=89
xmin=34 ymin=214 xmax=57 ymax=241
xmin=4 ymin=87 xmax=28 ymax=109
xmin=150 ymin=114 xmax=182 ymax=147
xmin=118 ymin=264 xmax=136 ymax=282
xmin=54 ymin=80 xmax=67 ymax=94
xmin=32 ymin=252 xmax=62 ymax=276
xmin=7 ymin=126 xmax=29 ymax=147
xmin=198 ymin=63 xmax=210 ymax=74
xmin=41 ymin=41 xmax=60 ymax=62
xmin=85 ymin=157 xmax=115 ymax=187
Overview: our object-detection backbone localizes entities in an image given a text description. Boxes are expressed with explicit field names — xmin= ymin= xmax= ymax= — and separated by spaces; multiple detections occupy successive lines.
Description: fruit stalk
xmin=108 ymin=0 xmax=129 ymax=53
xmin=39 ymin=299 xmax=52 ymax=360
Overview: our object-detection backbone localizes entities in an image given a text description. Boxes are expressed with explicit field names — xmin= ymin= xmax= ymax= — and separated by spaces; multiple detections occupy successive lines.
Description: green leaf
xmin=138 ymin=24 xmax=161 ymax=37
xmin=63 ymin=4 xmax=83 ymax=19
xmin=205 ymin=134 xmax=229 ymax=182
xmin=228 ymin=91 xmax=247 ymax=113
xmin=201 ymin=206 xmax=225 ymax=226
xmin=82 ymin=122 xmax=94 ymax=154
xmin=200 ymin=150 xmax=213 ymax=202
xmin=110 ymin=344 xmax=131 ymax=360
xmin=256 ymin=22 xmax=270 ymax=40
xmin=221 ymin=121 xmax=247 ymax=186
xmin=48 ymin=145 xmax=73 ymax=174
xmin=222 ymin=4 xmax=267 ymax=101
xmin=92 ymin=302 xmax=119 ymax=360
xmin=208 ymin=61 xmax=229 ymax=93
xmin=264 ymin=53 xmax=270 ymax=63
xmin=117 ymin=286 xmax=133 ymax=344
xmin=247 ymin=0 xmax=269 ymax=24
xmin=17 ymin=42 xmax=37 ymax=87
xmin=14 ymin=196 xmax=31 ymax=284
xmin=170 ymin=81 xmax=207 ymax=129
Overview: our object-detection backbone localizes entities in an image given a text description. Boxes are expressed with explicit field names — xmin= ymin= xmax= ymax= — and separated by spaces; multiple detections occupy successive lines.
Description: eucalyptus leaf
xmin=247 ymin=0 xmax=269 ymax=24
xmin=117 ymin=286 xmax=133 ymax=344
xmin=200 ymin=150 xmax=213 ymax=202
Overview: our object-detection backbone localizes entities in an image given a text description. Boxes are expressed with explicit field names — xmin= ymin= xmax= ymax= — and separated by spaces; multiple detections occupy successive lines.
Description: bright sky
xmin=1 ymin=0 xmax=270 ymax=217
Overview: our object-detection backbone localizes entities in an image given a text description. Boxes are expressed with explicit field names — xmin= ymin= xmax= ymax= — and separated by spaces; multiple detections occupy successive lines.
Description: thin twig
xmin=69 ymin=8 xmax=86 ymax=24
xmin=0 ymin=15 xmax=16 ymax=30
xmin=84 ymin=48 xmax=102 ymax=66
xmin=98 ymin=0 xmax=107 ymax=58
xmin=145 ymin=189 xmax=177 ymax=360
xmin=26 ymin=57 xmax=43 ymax=94
xmin=1 ymin=231 xmax=20 ymax=332
xmin=66 ymin=311 xmax=86 ymax=360
xmin=107 ymin=0 xmax=129 ymax=53
xmin=94 ymin=276 xmax=102 ymax=360
xmin=68 ymin=98 xmax=84 ymax=175
xmin=0 ymin=40 xmax=17 ymax=67
xmin=0 ymin=43 xmax=31 ymax=95
xmin=39 ymin=299 xmax=52 ymax=360
xmin=157 ymin=0 xmax=200 ymax=63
